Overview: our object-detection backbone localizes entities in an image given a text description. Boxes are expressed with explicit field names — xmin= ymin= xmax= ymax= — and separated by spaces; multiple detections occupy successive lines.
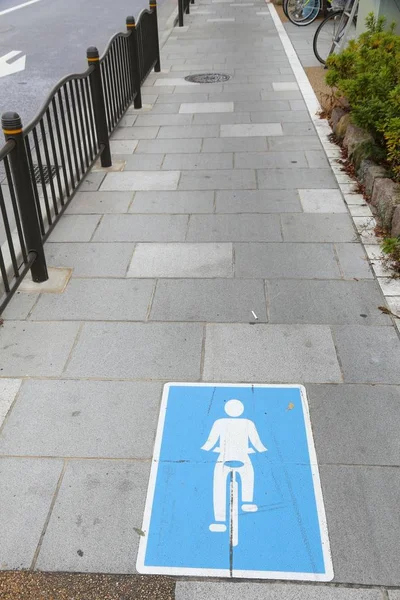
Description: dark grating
xmin=184 ymin=73 xmax=231 ymax=84
xmin=31 ymin=164 xmax=58 ymax=185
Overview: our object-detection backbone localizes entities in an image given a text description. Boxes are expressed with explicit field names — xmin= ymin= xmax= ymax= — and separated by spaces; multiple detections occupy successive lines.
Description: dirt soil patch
xmin=305 ymin=66 xmax=335 ymax=114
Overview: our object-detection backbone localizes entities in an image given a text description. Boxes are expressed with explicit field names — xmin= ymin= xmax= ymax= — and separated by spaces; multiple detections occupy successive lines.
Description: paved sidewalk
xmin=1 ymin=0 xmax=400 ymax=597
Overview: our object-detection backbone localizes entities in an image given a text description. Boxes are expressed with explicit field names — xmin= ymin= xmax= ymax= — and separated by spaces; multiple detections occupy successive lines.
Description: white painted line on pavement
xmin=0 ymin=0 xmax=42 ymax=17
xmin=0 ymin=51 xmax=26 ymax=78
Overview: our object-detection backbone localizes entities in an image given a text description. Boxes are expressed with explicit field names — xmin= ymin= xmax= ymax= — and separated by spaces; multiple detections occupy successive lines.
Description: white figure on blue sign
xmin=201 ymin=399 xmax=267 ymax=545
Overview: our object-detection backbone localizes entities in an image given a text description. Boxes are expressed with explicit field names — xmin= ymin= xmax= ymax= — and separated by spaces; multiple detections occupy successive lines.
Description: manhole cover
xmin=31 ymin=164 xmax=58 ymax=185
xmin=184 ymin=73 xmax=231 ymax=84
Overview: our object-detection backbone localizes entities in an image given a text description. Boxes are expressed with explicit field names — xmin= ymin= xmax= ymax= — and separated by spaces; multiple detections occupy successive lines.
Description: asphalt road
xmin=0 ymin=0 xmax=167 ymax=125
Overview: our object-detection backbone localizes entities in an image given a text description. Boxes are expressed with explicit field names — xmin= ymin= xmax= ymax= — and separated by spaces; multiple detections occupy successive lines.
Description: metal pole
xmin=178 ymin=0 xmax=184 ymax=27
xmin=126 ymin=17 xmax=143 ymax=109
xmin=87 ymin=46 xmax=112 ymax=167
xmin=150 ymin=0 xmax=161 ymax=72
xmin=1 ymin=112 xmax=48 ymax=283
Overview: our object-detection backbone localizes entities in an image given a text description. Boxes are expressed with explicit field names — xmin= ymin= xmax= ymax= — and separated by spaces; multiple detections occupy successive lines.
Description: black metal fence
xmin=178 ymin=0 xmax=195 ymax=27
xmin=0 ymin=1 xmax=160 ymax=314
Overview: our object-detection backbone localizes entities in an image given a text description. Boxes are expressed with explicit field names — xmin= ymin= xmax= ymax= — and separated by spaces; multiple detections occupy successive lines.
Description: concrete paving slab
xmin=130 ymin=191 xmax=214 ymax=213
xmin=281 ymin=214 xmax=356 ymax=243
xmin=66 ymin=191 xmax=134 ymax=214
xmin=179 ymin=169 xmax=256 ymax=190
xmin=127 ymin=243 xmax=233 ymax=278
xmin=156 ymin=93 xmax=209 ymax=103
xmin=250 ymin=110 xmax=311 ymax=123
xmin=187 ymin=214 xmax=282 ymax=241
xmin=92 ymin=215 xmax=188 ymax=242
xmin=1 ymin=292 xmax=38 ymax=320
xmin=109 ymin=140 xmax=138 ymax=154
xmin=175 ymin=582 xmax=384 ymax=600
xmin=0 ymin=379 xmax=21 ymax=425
xmin=335 ymin=244 xmax=374 ymax=279
xmin=30 ymin=279 xmax=154 ymax=321
xmin=0 ymin=321 xmax=79 ymax=377
xmin=136 ymin=139 xmax=202 ymax=153
xmin=203 ymin=323 xmax=342 ymax=382
xmin=158 ymin=125 xmax=220 ymax=138
xmin=332 ymin=325 xmax=400 ymax=384
xmin=216 ymin=190 xmax=301 ymax=213
xmin=135 ymin=114 xmax=193 ymax=127
xmin=100 ymin=171 xmax=180 ymax=192
xmin=234 ymin=243 xmax=341 ymax=279
xmin=64 ymin=322 xmax=203 ymax=379
xmin=235 ymin=151 xmax=307 ymax=169
xmin=78 ymin=173 xmax=106 ymax=192
xmin=0 ymin=380 xmax=162 ymax=458
xmin=119 ymin=155 xmax=165 ymax=171
xmin=272 ymin=82 xmax=299 ymax=91
xmin=36 ymin=460 xmax=150 ymax=573
xmin=45 ymin=243 xmax=135 ymax=277
xmin=0 ymin=458 xmax=63 ymax=569
xmin=163 ymin=153 xmax=233 ymax=170
xmin=150 ymin=278 xmax=267 ymax=322
xmin=179 ymin=102 xmax=234 ymax=113
xmin=258 ymin=168 xmax=338 ymax=189
xmin=267 ymin=280 xmax=390 ymax=326
xmin=112 ymin=127 xmax=160 ymax=140
xmin=268 ymin=136 xmax=323 ymax=151
xmin=321 ymin=465 xmax=400 ymax=585
xmin=306 ymin=151 xmax=330 ymax=168
xmin=389 ymin=593 xmax=400 ymax=600
xmin=193 ymin=112 xmax=252 ymax=125
xmin=47 ymin=215 xmax=101 ymax=242
xmin=299 ymin=189 xmax=347 ymax=213
xmin=221 ymin=123 xmax=282 ymax=137
xmin=307 ymin=384 xmax=400 ymax=466
xmin=17 ymin=267 xmax=72 ymax=295
xmin=202 ymin=137 xmax=268 ymax=153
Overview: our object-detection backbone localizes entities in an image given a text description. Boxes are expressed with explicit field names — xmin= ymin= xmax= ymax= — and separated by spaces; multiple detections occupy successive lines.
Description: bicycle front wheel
xmin=313 ymin=10 xmax=356 ymax=64
xmin=283 ymin=0 xmax=289 ymax=18
xmin=286 ymin=0 xmax=321 ymax=26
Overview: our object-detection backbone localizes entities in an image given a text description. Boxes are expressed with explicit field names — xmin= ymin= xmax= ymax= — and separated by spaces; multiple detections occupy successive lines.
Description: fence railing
xmin=0 ymin=1 xmax=160 ymax=314
xmin=178 ymin=0 xmax=195 ymax=27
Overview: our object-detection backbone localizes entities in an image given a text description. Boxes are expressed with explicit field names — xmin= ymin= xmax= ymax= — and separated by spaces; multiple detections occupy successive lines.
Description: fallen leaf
xmin=378 ymin=305 xmax=400 ymax=319
xmin=134 ymin=527 xmax=145 ymax=537
xmin=287 ymin=403 xmax=295 ymax=411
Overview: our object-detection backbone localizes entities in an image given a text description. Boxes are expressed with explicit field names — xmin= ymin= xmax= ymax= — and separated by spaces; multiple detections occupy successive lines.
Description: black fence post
xmin=178 ymin=0 xmax=184 ymax=27
xmin=150 ymin=0 xmax=161 ymax=72
xmin=186 ymin=0 xmax=190 ymax=15
xmin=87 ymin=46 xmax=112 ymax=167
xmin=2 ymin=112 xmax=48 ymax=283
xmin=126 ymin=17 xmax=143 ymax=109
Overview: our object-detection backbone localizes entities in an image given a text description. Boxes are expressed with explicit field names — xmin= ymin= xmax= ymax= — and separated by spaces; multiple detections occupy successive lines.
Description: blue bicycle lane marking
xmin=137 ymin=383 xmax=333 ymax=581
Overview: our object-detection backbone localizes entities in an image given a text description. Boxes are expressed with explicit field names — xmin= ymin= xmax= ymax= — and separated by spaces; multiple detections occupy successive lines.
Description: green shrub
xmin=326 ymin=14 xmax=400 ymax=179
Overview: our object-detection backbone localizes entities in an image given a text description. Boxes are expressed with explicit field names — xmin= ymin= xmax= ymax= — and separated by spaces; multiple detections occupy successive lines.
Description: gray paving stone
xmin=298 ymin=189 xmax=347 ymax=214
xmin=179 ymin=102 xmax=234 ymax=113
xmin=46 ymin=243 xmax=135 ymax=277
xmin=158 ymin=125 xmax=220 ymax=138
xmin=36 ymin=460 xmax=150 ymax=573
xmin=250 ymin=110 xmax=311 ymax=123
xmin=221 ymin=123 xmax=282 ymax=137
xmin=179 ymin=169 xmax=256 ymax=190
xmin=139 ymin=103 xmax=181 ymax=114
xmin=282 ymin=122 xmax=316 ymax=136
xmin=175 ymin=582 xmax=384 ymax=600
xmin=136 ymin=138 xmax=202 ymax=153
xmin=187 ymin=214 xmax=281 ymax=241
xmin=307 ymin=384 xmax=400 ymax=466
xmin=127 ymin=243 xmax=233 ymax=278
xmin=92 ymin=214 xmax=188 ymax=242
xmin=30 ymin=279 xmax=154 ymax=321
xmin=335 ymin=243 xmax=374 ymax=279
xmin=202 ymin=137 xmax=268 ymax=153
xmin=119 ymin=154 xmax=165 ymax=170
xmin=1 ymin=292 xmax=37 ymax=320
xmin=112 ymin=126 xmax=159 ymax=139
xmin=66 ymin=191 xmax=133 ymax=214
xmin=268 ymin=280 xmax=390 ymax=325
xmin=134 ymin=114 xmax=193 ymax=126
xmin=306 ymin=150 xmax=330 ymax=168
xmin=64 ymin=322 xmax=203 ymax=379
xmin=321 ymin=465 xmax=400 ymax=584
xmin=100 ymin=171 xmax=180 ymax=192
xmin=258 ymin=168 xmax=338 ymax=189
xmin=156 ymin=93 xmax=209 ymax=103
xmin=193 ymin=112 xmax=251 ymax=125
xmin=47 ymin=215 xmax=100 ymax=242
xmin=203 ymin=323 xmax=342 ymax=382
xmin=78 ymin=172 xmax=106 ymax=192
xmin=333 ymin=325 xmax=400 ymax=383
xmin=389 ymin=593 xmax=400 ymax=599
xmin=0 ymin=321 xmax=79 ymax=377
xmin=150 ymin=279 xmax=267 ymax=322
xmin=281 ymin=214 xmax=356 ymax=242
xmin=163 ymin=153 xmax=233 ymax=170
xmin=235 ymin=151 xmax=307 ymax=169
xmin=109 ymin=140 xmax=138 ymax=154
xmin=130 ymin=191 xmax=214 ymax=213
xmin=235 ymin=100 xmax=291 ymax=112
xmin=0 ymin=458 xmax=63 ymax=569
xmin=0 ymin=380 xmax=162 ymax=458
xmin=268 ymin=136 xmax=323 ymax=151
xmin=235 ymin=243 xmax=341 ymax=279
xmin=216 ymin=190 xmax=301 ymax=213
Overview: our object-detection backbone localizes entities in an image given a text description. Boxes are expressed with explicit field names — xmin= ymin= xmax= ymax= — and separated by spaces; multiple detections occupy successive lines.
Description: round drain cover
xmin=184 ymin=73 xmax=231 ymax=84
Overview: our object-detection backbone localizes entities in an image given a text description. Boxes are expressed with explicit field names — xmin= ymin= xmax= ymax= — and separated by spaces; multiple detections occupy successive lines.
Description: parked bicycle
xmin=283 ymin=0 xmax=330 ymax=26
xmin=313 ymin=0 xmax=358 ymax=64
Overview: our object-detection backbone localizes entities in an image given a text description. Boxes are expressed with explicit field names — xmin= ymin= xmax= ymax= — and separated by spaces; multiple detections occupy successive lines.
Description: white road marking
xmin=0 ymin=51 xmax=26 ymax=78
xmin=0 ymin=0 xmax=42 ymax=17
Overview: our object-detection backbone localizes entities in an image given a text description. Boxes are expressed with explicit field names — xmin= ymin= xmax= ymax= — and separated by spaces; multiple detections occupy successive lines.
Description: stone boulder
xmin=371 ymin=178 xmax=400 ymax=231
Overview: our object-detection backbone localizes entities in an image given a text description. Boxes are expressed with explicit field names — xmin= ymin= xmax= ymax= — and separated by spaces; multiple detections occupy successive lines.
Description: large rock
xmin=335 ymin=113 xmax=351 ymax=140
xmin=357 ymin=160 xmax=389 ymax=196
xmin=330 ymin=107 xmax=347 ymax=132
xmin=343 ymin=123 xmax=374 ymax=158
xmin=371 ymin=177 xmax=400 ymax=230
xmin=391 ymin=205 xmax=400 ymax=237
